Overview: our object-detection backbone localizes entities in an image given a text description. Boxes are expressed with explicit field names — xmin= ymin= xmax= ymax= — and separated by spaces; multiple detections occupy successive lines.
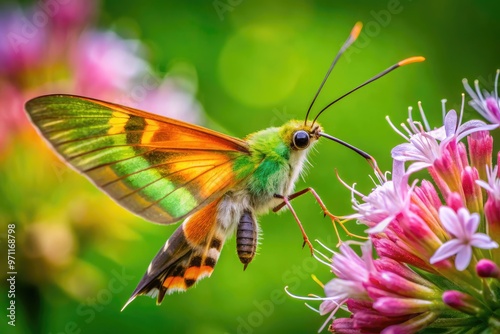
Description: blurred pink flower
xmin=136 ymin=76 xmax=204 ymax=124
xmin=49 ymin=0 xmax=97 ymax=31
xmin=464 ymin=70 xmax=500 ymax=125
xmin=72 ymin=30 xmax=149 ymax=97
xmin=0 ymin=1 xmax=203 ymax=156
xmin=0 ymin=5 xmax=46 ymax=76
xmin=0 ymin=82 xmax=28 ymax=153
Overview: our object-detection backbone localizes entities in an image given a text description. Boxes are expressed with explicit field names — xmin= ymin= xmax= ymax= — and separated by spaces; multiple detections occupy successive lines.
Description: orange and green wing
xmin=25 ymin=94 xmax=253 ymax=224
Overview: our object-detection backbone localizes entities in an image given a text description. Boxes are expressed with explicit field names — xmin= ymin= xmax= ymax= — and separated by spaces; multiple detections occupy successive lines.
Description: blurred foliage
xmin=1 ymin=0 xmax=500 ymax=333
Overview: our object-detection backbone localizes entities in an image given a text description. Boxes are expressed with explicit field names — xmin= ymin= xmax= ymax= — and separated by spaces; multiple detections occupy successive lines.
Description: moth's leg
xmin=274 ymin=188 xmax=366 ymax=246
xmin=273 ymin=193 xmax=314 ymax=254
xmin=273 ymin=187 xmax=332 ymax=217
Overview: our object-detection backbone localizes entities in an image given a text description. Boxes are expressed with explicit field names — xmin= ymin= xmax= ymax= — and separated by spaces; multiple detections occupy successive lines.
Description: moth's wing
xmin=122 ymin=198 xmax=227 ymax=307
xmin=25 ymin=94 xmax=254 ymax=224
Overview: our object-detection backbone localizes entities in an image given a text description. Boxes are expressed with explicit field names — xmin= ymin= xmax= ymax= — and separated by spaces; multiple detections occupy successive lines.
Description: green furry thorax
xmin=232 ymin=126 xmax=289 ymax=196
xmin=232 ymin=119 xmax=320 ymax=197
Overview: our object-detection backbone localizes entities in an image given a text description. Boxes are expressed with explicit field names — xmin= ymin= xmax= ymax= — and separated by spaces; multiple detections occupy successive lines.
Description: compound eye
xmin=293 ymin=130 xmax=310 ymax=149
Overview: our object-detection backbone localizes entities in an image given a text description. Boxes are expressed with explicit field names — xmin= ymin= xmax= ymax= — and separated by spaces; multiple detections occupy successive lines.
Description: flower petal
xmin=455 ymin=246 xmax=472 ymax=271
xmin=456 ymin=120 xmax=499 ymax=141
xmin=366 ymin=215 xmax=395 ymax=234
xmin=391 ymin=143 xmax=426 ymax=161
xmin=443 ymin=110 xmax=458 ymax=137
xmin=427 ymin=126 xmax=446 ymax=140
xmin=476 ymin=179 xmax=494 ymax=193
xmin=430 ymin=239 xmax=463 ymax=264
xmin=459 ymin=209 xmax=479 ymax=236
xmin=470 ymin=234 xmax=499 ymax=249
xmin=319 ymin=299 xmax=339 ymax=315
xmin=439 ymin=206 xmax=459 ymax=235
xmin=406 ymin=161 xmax=433 ymax=175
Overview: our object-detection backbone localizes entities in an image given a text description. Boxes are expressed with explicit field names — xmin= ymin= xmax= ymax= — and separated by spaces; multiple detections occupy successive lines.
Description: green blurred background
xmin=1 ymin=0 xmax=500 ymax=333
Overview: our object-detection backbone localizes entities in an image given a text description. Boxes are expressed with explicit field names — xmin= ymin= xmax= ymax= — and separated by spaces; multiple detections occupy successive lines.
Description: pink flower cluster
xmin=301 ymin=73 xmax=500 ymax=333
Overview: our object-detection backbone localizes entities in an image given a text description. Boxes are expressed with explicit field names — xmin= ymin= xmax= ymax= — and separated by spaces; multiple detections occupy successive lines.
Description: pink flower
xmin=286 ymin=241 xmax=374 ymax=332
xmin=327 ymin=242 xmax=373 ymax=300
xmin=476 ymin=165 xmax=500 ymax=200
xmin=463 ymin=70 xmax=500 ymax=125
xmin=430 ymin=207 xmax=498 ymax=270
xmin=300 ymin=71 xmax=500 ymax=333
xmin=345 ymin=161 xmax=412 ymax=233
xmin=389 ymin=100 xmax=496 ymax=176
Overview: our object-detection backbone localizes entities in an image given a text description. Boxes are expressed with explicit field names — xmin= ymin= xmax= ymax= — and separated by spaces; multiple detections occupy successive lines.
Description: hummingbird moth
xmin=24 ymin=22 xmax=423 ymax=309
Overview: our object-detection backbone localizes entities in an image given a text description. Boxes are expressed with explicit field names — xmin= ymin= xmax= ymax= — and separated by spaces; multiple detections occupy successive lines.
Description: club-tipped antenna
xmin=311 ymin=56 xmax=425 ymax=126
xmin=304 ymin=22 xmax=363 ymax=125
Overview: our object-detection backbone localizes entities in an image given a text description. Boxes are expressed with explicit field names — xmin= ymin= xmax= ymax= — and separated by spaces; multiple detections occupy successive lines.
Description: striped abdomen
xmin=237 ymin=210 xmax=258 ymax=270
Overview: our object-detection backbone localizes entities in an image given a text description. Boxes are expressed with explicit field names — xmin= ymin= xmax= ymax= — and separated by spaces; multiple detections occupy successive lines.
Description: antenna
xmin=304 ymin=22 xmax=363 ymax=125
xmin=311 ymin=56 xmax=425 ymax=125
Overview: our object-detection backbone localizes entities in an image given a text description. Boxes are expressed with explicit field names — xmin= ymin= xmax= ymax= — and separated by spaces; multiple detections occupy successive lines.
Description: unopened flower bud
xmin=476 ymin=259 xmax=500 ymax=278
xmin=442 ymin=290 xmax=481 ymax=315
